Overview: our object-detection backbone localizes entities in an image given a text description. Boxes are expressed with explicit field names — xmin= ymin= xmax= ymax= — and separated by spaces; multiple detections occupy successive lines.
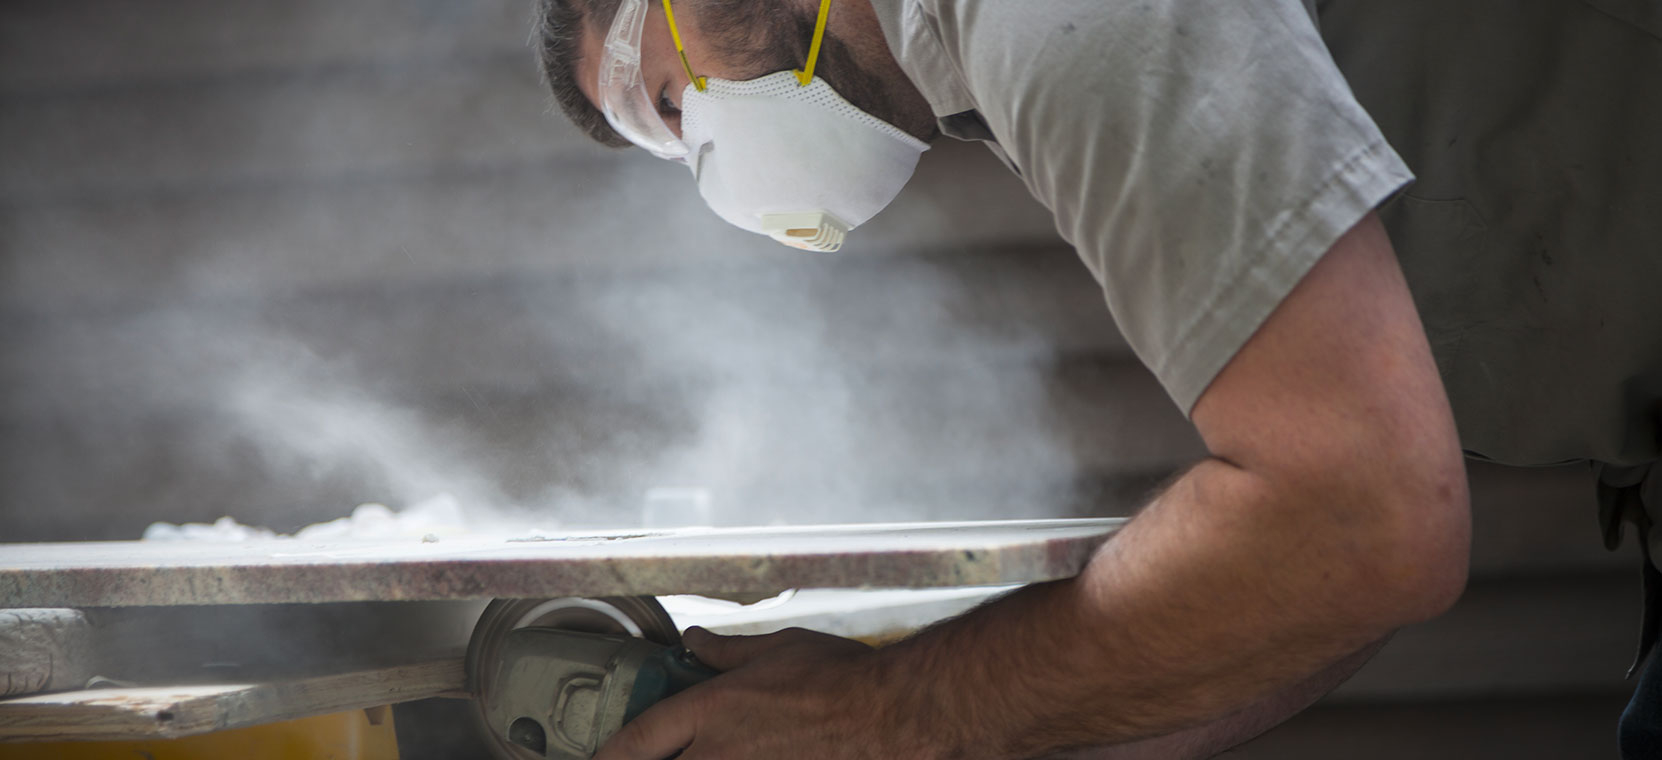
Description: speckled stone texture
xmin=0 ymin=519 xmax=1122 ymax=608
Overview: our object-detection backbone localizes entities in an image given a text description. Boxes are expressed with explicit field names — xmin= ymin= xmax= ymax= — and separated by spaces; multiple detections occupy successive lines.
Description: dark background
xmin=0 ymin=2 xmax=1641 ymax=756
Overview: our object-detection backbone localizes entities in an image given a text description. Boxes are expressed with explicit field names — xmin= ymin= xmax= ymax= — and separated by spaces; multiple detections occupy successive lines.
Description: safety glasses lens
xmin=598 ymin=0 xmax=688 ymax=160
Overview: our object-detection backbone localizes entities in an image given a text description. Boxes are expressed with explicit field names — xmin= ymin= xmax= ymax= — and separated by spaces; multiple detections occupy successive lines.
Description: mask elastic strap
xmin=663 ymin=0 xmax=830 ymax=91
xmin=793 ymin=0 xmax=833 ymax=86
xmin=662 ymin=0 xmax=707 ymax=92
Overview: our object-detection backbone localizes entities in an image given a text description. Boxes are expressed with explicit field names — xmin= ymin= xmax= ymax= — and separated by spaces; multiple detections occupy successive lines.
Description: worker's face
xmin=571 ymin=0 xmax=933 ymax=158
xmin=566 ymin=0 xmax=936 ymax=250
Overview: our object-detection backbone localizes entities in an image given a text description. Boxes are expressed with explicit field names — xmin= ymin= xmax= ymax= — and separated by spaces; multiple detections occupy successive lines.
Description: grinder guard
xmin=467 ymin=597 xmax=714 ymax=760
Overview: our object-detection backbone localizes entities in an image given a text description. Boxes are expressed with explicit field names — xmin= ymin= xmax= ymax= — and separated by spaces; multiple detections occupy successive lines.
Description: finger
xmin=682 ymin=627 xmax=814 ymax=671
xmin=593 ymin=691 xmax=698 ymax=760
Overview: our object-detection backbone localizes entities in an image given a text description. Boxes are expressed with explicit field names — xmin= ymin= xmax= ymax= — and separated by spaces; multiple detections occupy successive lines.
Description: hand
xmin=593 ymin=626 xmax=930 ymax=760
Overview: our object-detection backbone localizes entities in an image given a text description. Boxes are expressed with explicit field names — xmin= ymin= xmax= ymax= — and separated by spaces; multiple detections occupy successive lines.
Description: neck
xmin=823 ymin=0 xmax=939 ymax=140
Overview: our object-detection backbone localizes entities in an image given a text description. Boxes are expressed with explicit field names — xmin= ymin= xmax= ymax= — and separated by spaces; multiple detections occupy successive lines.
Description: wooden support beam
xmin=0 ymin=609 xmax=94 ymax=698
xmin=0 ymin=658 xmax=464 ymax=742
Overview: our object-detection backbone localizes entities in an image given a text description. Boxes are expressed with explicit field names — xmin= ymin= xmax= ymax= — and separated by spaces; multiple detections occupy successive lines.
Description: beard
xmin=700 ymin=2 xmax=937 ymax=141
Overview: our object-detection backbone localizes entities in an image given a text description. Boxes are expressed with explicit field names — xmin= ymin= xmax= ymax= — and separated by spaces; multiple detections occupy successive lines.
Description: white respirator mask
xmin=597 ymin=0 xmax=927 ymax=252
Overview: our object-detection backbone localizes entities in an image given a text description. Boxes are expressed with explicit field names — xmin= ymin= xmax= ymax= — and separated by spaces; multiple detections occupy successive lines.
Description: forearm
xmin=1054 ymin=636 xmax=1389 ymax=760
xmin=873 ymin=459 xmax=1442 ymax=758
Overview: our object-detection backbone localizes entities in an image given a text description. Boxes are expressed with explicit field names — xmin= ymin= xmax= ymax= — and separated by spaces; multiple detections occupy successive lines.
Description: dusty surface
xmin=0 ymin=519 xmax=1121 ymax=607
xmin=0 ymin=659 xmax=462 ymax=741
xmin=665 ymin=586 xmax=1019 ymax=645
xmin=0 ymin=609 xmax=94 ymax=697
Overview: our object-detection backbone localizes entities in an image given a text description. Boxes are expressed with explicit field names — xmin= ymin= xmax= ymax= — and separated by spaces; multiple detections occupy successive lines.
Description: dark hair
xmin=534 ymin=0 xmax=630 ymax=148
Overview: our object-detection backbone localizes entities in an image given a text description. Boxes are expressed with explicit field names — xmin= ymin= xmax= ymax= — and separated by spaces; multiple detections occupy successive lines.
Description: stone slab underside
xmin=0 ymin=519 xmax=1121 ymax=608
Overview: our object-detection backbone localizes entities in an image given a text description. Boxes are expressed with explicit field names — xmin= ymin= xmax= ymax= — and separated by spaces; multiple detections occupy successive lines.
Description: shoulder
xmin=910 ymin=0 xmax=1417 ymax=414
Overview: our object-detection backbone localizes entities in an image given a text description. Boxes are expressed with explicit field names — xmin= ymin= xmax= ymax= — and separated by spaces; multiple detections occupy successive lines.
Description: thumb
xmin=682 ymin=626 xmax=812 ymax=671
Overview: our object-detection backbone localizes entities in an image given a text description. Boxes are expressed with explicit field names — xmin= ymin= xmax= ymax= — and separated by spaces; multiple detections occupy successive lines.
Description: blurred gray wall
xmin=0 ymin=2 xmax=1645 ymax=755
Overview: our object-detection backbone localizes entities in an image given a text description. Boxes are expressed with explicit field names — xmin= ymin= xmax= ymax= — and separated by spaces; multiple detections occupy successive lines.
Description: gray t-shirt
xmin=868 ymin=0 xmax=1661 ymax=474
xmin=867 ymin=0 xmax=1413 ymax=413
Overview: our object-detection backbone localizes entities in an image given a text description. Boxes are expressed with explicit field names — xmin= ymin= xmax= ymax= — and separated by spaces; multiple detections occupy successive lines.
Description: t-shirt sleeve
xmin=935 ymin=0 xmax=1413 ymax=413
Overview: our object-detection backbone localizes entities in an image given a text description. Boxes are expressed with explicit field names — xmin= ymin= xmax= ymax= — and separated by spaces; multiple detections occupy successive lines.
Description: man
xmin=533 ymin=0 xmax=1662 ymax=756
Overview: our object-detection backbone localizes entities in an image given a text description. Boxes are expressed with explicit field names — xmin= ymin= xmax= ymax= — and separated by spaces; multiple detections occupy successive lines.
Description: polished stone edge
xmin=0 ymin=520 xmax=1123 ymax=608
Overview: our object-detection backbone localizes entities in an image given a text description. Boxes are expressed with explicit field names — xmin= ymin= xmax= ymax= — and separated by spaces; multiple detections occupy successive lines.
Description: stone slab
xmin=0 ymin=519 xmax=1122 ymax=608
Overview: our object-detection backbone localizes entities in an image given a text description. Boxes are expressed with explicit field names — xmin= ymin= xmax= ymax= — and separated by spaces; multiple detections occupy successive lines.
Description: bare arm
xmin=595 ymin=213 xmax=1469 ymax=760
xmin=862 ymin=212 xmax=1469 ymax=756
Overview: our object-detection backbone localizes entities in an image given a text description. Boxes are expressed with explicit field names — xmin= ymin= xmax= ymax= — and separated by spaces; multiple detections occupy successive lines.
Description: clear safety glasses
xmin=597 ymin=0 xmax=834 ymax=161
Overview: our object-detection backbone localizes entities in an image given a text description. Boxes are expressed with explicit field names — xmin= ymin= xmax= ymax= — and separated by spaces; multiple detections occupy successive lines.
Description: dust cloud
xmin=0 ymin=1 xmax=1084 ymax=542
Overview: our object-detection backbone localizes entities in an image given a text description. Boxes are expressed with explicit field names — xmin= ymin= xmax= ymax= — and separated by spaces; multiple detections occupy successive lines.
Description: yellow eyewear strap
xmin=662 ymin=0 xmax=834 ymax=92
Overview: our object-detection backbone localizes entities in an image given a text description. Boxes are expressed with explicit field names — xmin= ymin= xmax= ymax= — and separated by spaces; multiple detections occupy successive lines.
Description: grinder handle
xmin=620 ymin=643 xmax=721 ymax=725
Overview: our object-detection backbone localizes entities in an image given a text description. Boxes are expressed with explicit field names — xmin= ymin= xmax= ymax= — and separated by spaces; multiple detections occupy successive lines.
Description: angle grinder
xmin=466 ymin=597 xmax=718 ymax=760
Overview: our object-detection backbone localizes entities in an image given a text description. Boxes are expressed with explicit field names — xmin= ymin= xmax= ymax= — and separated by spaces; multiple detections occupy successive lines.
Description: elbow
xmin=1343 ymin=452 xmax=1472 ymax=628
xmin=1259 ymin=439 xmax=1472 ymax=633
